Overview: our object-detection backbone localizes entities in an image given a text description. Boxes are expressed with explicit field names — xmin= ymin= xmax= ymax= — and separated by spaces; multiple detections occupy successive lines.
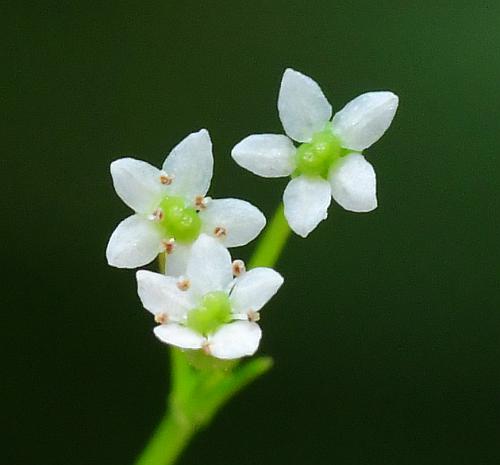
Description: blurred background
xmin=4 ymin=1 xmax=500 ymax=464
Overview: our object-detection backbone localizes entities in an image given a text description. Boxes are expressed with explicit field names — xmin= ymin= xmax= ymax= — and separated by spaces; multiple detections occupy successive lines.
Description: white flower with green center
xmin=136 ymin=234 xmax=284 ymax=359
xmin=106 ymin=129 xmax=266 ymax=274
xmin=231 ymin=68 xmax=399 ymax=237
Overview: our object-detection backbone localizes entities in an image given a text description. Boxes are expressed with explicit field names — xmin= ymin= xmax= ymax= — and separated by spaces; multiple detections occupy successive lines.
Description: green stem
xmin=158 ymin=250 xmax=166 ymax=274
xmin=133 ymin=202 xmax=290 ymax=465
xmin=249 ymin=203 xmax=291 ymax=268
xmin=134 ymin=407 xmax=193 ymax=465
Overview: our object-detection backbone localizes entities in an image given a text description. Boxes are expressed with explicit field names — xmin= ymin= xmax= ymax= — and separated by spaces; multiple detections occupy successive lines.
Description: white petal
xmin=110 ymin=158 xmax=164 ymax=214
xmin=329 ymin=153 xmax=377 ymax=212
xmin=209 ymin=322 xmax=262 ymax=359
xmin=106 ymin=215 xmax=162 ymax=268
xmin=153 ymin=324 xmax=204 ymax=349
xmin=136 ymin=270 xmax=194 ymax=320
xmin=162 ymin=129 xmax=213 ymax=201
xmin=200 ymin=198 xmax=266 ymax=247
xmin=230 ymin=268 xmax=284 ymax=313
xmin=186 ymin=234 xmax=233 ymax=297
xmin=165 ymin=243 xmax=192 ymax=277
xmin=332 ymin=91 xmax=399 ymax=151
xmin=278 ymin=68 xmax=332 ymax=143
xmin=231 ymin=134 xmax=296 ymax=177
xmin=283 ymin=176 xmax=331 ymax=237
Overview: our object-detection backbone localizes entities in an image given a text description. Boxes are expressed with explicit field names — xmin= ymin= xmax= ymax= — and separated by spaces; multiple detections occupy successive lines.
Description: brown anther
xmin=202 ymin=341 xmax=211 ymax=355
xmin=232 ymin=259 xmax=246 ymax=277
xmin=161 ymin=238 xmax=175 ymax=254
xmin=176 ymin=278 xmax=190 ymax=291
xmin=194 ymin=195 xmax=209 ymax=211
xmin=152 ymin=208 xmax=164 ymax=221
xmin=247 ymin=310 xmax=260 ymax=322
xmin=154 ymin=313 xmax=168 ymax=324
xmin=214 ymin=226 xmax=227 ymax=238
xmin=159 ymin=173 xmax=174 ymax=185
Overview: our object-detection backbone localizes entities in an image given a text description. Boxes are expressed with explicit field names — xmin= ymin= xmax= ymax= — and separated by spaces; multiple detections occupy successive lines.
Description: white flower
xmin=232 ymin=68 xmax=399 ymax=237
xmin=106 ymin=129 xmax=266 ymax=273
xmin=136 ymin=234 xmax=284 ymax=359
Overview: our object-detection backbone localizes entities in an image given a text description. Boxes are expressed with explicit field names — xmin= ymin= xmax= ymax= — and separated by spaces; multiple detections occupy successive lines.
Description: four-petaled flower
xmin=136 ymin=234 xmax=284 ymax=359
xmin=231 ymin=68 xmax=399 ymax=237
xmin=106 ymin=129 xmax=266 ymax=275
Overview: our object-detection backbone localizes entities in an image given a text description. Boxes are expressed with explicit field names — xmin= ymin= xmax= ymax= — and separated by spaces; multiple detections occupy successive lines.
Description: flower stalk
xmin=135 ymin=348 xmax=272 ymax=465
xmin=249 ymin=203 xmax=291 ymax=268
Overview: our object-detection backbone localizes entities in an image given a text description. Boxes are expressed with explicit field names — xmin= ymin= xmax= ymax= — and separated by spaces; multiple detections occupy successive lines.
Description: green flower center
xmin=295 ymin=126 xmax=342 ymax=178
xmin=187 ymin=291 xmax=232 ymax=335
xmin=156 ymin=196 xmax=202 ymax=243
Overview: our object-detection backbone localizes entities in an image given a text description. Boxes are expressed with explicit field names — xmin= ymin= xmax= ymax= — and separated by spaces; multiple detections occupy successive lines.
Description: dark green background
xmin=4 ymin=1 xmax=500 ymax=464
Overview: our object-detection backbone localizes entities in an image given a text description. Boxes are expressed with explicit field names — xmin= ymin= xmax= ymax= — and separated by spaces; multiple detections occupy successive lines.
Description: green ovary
xmin=295 ymin=127 xmax=342 ymax=178
xmin=157 ymin=196 xmax=202 ymax=243
xmin=187 ymin=291 xmax=232 ymax=335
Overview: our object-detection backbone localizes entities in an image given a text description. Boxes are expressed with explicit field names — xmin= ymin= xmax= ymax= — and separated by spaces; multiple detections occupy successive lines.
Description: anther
xmin=154 ymin=313 xmax=168 ymax=324
xmin=214 ymin=226 xmax=227 ymax=238
xmin=176 ymin=278 xmax=190 ymax=291
xmin=159 ymin=171 xmax=174 ymax=185
xmin=202 ymin=341 xmax=211 ymax=355
xmin=151 ymin=208 xmax=164 ymax=221
xmin=247 ymin=310 xmax=260 ymax=322
xmin=161 ymin=238 xmax=175 ymax=254
xmin=232 ymin=259 xmax=246 ymax=277
xmin=195 ymin=195 xmax=211 ymax=211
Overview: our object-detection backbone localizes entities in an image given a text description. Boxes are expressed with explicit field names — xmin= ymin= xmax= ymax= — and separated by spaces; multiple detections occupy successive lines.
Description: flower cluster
xmin=107 ymin=68 xmax=398 ymax=359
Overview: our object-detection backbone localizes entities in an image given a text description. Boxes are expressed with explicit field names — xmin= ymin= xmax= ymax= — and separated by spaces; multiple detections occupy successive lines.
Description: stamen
xmin=176 ymin=278 xmax=190 ymax=291
xmin=247 ymin=310 xmax=260 ymax=322
xmin=154 ymin=313 xmax=168 ymax=324
xmin=151 ymin=208 xmax=164 ymax=221
xmin=214 ymin=226 xmax=227 ymax=238
xmin=232 ymin=259 xmax=246 ymax=277
xmin=202 ymin=341 xmax=211 ymax=355
xmin=161 ymin=238 xmax=175 ymax=254
xmin=195 ymin=195 xmax=211 ymax=211
xmin=159 ymin=171 xmax=174 ymax=185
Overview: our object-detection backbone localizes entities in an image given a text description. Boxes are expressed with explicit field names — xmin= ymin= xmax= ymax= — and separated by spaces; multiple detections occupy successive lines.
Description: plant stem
xmin=158 ymin=250 xmax=166 ymax=274
xmin=133 ymin=202 xmax=290 ymax=465
xmin=134 ymin=406 xmax=193 ymax=465
xmin=249 ymin=203 xmax=291 ymax=269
